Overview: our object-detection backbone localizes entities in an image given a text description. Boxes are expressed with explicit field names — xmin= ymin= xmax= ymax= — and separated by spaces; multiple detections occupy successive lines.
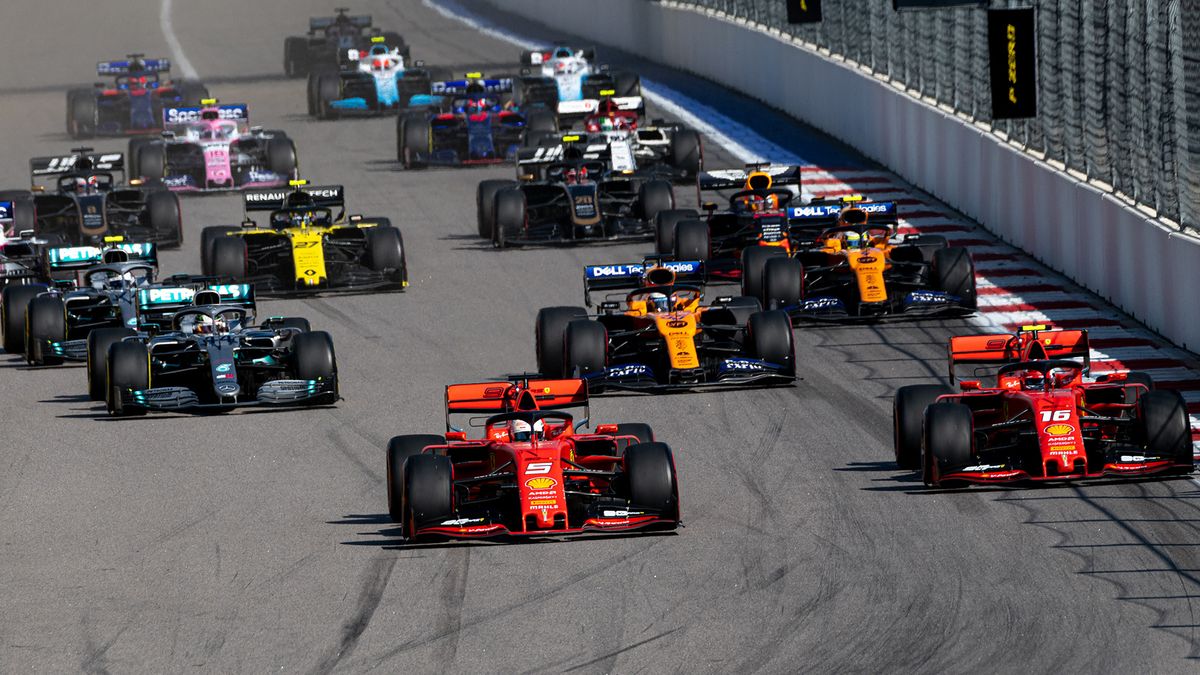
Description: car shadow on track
xmin=54 ymin=403 xmax=339 ymax=421
xmin=331 ymin=513 xmax=679 ymax=551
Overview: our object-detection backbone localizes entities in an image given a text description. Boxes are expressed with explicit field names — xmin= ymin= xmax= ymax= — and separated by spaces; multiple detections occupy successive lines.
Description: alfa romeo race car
xmin=7 ymin=150 xmax=182 ymax=247
xmin=893 ymin=325 xmax=1193 ymax=487
xmin=200 ymin=181 xmax=407 ymax=295
xmin=67 ymin=55 xmax=208 ymax=138
xmin=284 ymin=9 xmax=408 ymax=77
xmin=385 ymin=375 xmax=680 ymax=540
xmin=515 ymin=46 xmax=642 ymax=125
xmin=476 ymin=151 xmax=674 ymax=247
xmin=534 ymin=258 xmax=795 ymax=392
xmin=397 ymin=73 xmax=556 ymax=169
xmin=751 ymin=198 xmax=976 ymax=321
xmin=105 ymin=295 xmax=337 ymax=416
xmin=130 ymin=101 xmax=298 ymax=192
xmin=557 ymin=101 xmax=703 ymax=180
xmin=308 ymin=38 xmax=431 ymax=118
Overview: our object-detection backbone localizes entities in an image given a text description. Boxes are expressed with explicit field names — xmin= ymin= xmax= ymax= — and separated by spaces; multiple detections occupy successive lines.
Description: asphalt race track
xmin=2 ymin=1 xmax=1199 ymax=672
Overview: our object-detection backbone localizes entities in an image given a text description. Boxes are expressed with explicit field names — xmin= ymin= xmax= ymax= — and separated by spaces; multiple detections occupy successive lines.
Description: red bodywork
xmin=406 ymin=378 xmax=680 ymax=539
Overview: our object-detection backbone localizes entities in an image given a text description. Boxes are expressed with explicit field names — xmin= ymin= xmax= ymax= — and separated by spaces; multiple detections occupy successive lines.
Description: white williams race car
xmin=514 ymin=46 xmax=643 ymax=124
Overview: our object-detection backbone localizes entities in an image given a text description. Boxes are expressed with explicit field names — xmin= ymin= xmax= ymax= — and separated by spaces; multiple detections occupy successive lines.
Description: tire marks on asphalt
xmin=308 ymin=554 xmax=397 ymax=675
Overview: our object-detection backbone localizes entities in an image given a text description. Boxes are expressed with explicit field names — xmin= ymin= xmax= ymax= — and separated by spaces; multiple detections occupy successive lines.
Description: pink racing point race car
xmin=129 ymin=100 xmax=298 ymax=192
xmin=385 ymin=376 xmax=681 ymax=541
xmin=893 ymin=325 xmax=1194 ymax=487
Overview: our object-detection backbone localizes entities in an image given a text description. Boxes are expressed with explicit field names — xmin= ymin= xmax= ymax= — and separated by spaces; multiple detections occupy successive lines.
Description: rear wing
xmin=516 ymin=133 xmax=631 ymax=170
xmin=45 ymin=242 xmax=157 ymax=275
xmin=30 ymin=151 xmax=124 ymax=178
xmin=97 ymin=58 xmax=170 ymax=75
xmin=444 ymin=378 xmax=590 ymax=434
xmin=557 ymin=96 xmax=643 ymax=117
xmin=163 ymin=104 xmax=249 ymax=127
xmin=136 ymin=283 xmax=254 ymax=328
xmin=430 ymin=77 xmax=513 ymax=95
xmin=243 ymin=185 xmax=344 ymax=212
xmin=523 ymin=47 xmax=596 ymax=65
xmin=583 ymin=259 xmax=704 ymax=304
xmin=310 ymin=14 xmax=371 ymax=31
xmin=787 ymin=200 xmax=898 ymax=227
xmin=697 ymin=164 xmax=803 ymax=191
xmin=947 ymin=327 xmax=1090 ymax=382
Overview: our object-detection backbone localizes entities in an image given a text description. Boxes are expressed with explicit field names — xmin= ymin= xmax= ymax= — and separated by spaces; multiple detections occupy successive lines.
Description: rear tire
xmin=924 ymin=402 xmax=974 ymax=486
xmin=673 ymin=219 xmax=710 ymax=261
xmin=477 ymin=180 xmax=517 ymax=239
xmin=386 ymin=434 xmax=445 ymax=523
xmin=637 ymin=180 xmax=674 ymax=222
xmin=2 ymin=283 xmax=45 ymax=354
xmin=209 ymin=236 xmax=247 ymax=280
xmin=564 ymin=320 xmax=607 ymax=381
xmin=493 ymin=188 xmax=526 ymax=249
xmin=668 ymin=129 xmax=702 ymax=177
xmin=25 ymin=295 xmax=65 ymax=366
xmin=654 ymin=209 xmax=696 ymax=255
xmin=106 ymin=341 xmax=149 ymax=417
xmin=748 ymin=310 xmax=794 ymax=376
xmin=1138 ymin=390 xmax=1193 ymax=472
xmin=147 ymin=190 xmax=182 ymax=248
xmin=535 ymin=306 xmax=588 ymax=378
xmin=740 ymin=246 xmax=787 ymax=302
xmin=87 ymin=327 xmax=135 ymax=401
xmin=403 ymin=453 xmax=454 ymax=538
xmin=893 ymin=384 xmax=953 ymax=470
xmin=762 ymin=257 xmax=804 ymax=311
xmin=623 ymin=442 xmax=678 ymax=523
xmin=294 ymin=330 xmax=338 ymax=404
xmin=933 ymin=246 xmax=976 ymax=310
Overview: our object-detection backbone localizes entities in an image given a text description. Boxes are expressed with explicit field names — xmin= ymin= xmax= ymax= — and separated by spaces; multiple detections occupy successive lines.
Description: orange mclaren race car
xmin=534 ymin=257 xmax=795 ymax=392
xmin=384 ymin=376 xmax=680 ymax=540
xmin=893 ymin=325 xmax=1193 ymax=487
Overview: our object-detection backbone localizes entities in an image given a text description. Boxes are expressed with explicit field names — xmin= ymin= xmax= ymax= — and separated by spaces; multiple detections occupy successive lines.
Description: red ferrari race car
xmin=385 ymin=376 xmax=681 ymax=540
xmin=893 ymin=325 xmax=1194 ymax=487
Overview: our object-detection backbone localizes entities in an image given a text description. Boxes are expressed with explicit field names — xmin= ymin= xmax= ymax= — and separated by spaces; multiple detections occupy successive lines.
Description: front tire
xmin=106 ymin=341 xmax=149 ymax=417
xmin=209 ymin=236 xmax=247 ymax=280
xmin=893 ymin=384 xmax=953 ymax=470
xmin=2 ymin=283 xmax=46 ymax=354
xmin=654 ymin=209 xmax=696 ymax=255
xmin=761 ymin=257 xmax=804 ymax=311
xmin=673 ymin=219 xmax=710 ymax=261
xmin=294 ymin=330 xmax=338 ymax=405
xmin=147 ymin=190 xmax=182 ymax=248
xmin=535 ymin=306 xmax=588 ymax=378
xmin=25 ymin=295 xmax=66 ymax=366
xmin=1138 ymin=390 xmax=1193 ymax=473
xmin=87 ymin=327 xmax=135 ymax=401
xmin=748 ymin=310 xmax=794 ymax=377
xmin=637 ymin=180 xmax=674 ymax=222
xmin=740 ymin=246 xmax=787 ymax=302
xmin=364 ymin=226 xmax=406 ymax=284
xmin=564 ymin=319 xmax=607 ymax=381
xmin=386 ymin=434 xmax=445 ymax=523
xmin=477 ymin=180 xmax=517 ymax=239
xmin=402 ymin=453 xmax=454 ymax=538
xmin=923 ymin=402 xmax=974 ymax=487
xmin=493 ymin=188 xmax=526 ymax=248
xmin=399 ymin=114 xmax=430 ymax=169
xmin=623 ymin=442 xmax=678 ymax=524
xmin=933 ymin=246 xmax=976 ymax=310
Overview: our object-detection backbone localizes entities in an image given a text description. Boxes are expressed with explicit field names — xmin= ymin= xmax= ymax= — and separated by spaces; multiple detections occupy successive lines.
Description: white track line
xmin=160 ymin=0 xmax=199 ymax=80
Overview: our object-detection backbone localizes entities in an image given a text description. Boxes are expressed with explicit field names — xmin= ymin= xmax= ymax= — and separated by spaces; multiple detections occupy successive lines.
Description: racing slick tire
xmin=673 ymin=219 xmax=710 ymax=262
xmin=177 ymin=80 xmax=209 ymax=106
xmin=761 ymin=257 xmax=804 ymax=311
xmin=477 ymin=180 xmax=517 ymax=239
xmin=386 ymin=434 xmax=445 ymax=523
xmin=654 ymin=209 xmax=697 ymax=255
xmin=535 ymin=306 xmax=588 ymax=378
xmin=67 ymin=89 xmax=96 ymax=138
xmin=638 ymin=180 xmax=674 ymax=222
xmin=201 ymin=226 xmax=241 ymax=275
xmin=316 ymin=73 xmax=341 ymax=120
xmin=492 ymin=188 xmax=526 ymax=249
xmin=669 ymin=129 xmax=702 ymax=178
xmin=398 ymin=114 xmax=430 ymax=169
xmin=284 ymin=36 xmax=310 ymax=77
xmin=2 ymin=283 xmax=45 ymax=354
xmin=613 ymin=423 xmax=655 ymax=455
xmin=127 ymin=137 xmax=156 ymax=179
xmin=893 ymin=384 xmax=953 ymax=470
xmin=136 ymin=142 xmax=167 ymax=183
xmin=147 ymin=190 xmax=183 ymax=248
xmin=933 ymin=246 xmax=976 ymax=310
xmin=402 ymin=453 xmax=454 ymax=538
xmin=365 ymin=226 xmax=407 ymax=284
xmin=740 ymin=246 xmax=788 ymax=303
xmin=25 ymin=295 xmax=65 ymax=366
xmin=923 ymin=402 xmax=974 ymax=487
xmin=1137 ymin=390 xmax=1193 ymax=473
xmin=106 ymin=340 xmax=149 ymax=417
xmin=623 ymin=442 xmax=678 ymax=523
xmin=524 ymin=109 xmax=558 ymax=135
xmin=209 ymin=236 xmax=247 ymax=280
xmin=564 ymin=319 xmax=607 ymax=383
xmin=87 ymin=327 xmax=135 ymax=401
xmin=747 ymin=310 xmax=795 ymax=377
xmin=612 ymin=71 xmax=641 ymax=97
xmin=266 ymin=136 xmax=299 ymax=178
xmin=294 ymin=330 xmax=338 ymax=405
xmin=306 ymin=71 xmax=321 ymax=116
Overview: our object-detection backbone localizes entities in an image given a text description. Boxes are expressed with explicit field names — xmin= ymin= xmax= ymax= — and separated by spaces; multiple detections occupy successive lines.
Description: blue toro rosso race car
xmin=66 ymin=55 xmax=208 ymax=139
xmin=307 ymin=38 xmax=431 ymax=119
xmin=396 ymin=73 xmax=558 ymax=169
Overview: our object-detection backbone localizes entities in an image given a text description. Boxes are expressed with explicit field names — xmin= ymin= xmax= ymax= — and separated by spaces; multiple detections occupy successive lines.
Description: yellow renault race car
xmin=199 ymin=180 xmax=407 ymax=295
xmin=533 ymin=257 xmax=795 ymax=392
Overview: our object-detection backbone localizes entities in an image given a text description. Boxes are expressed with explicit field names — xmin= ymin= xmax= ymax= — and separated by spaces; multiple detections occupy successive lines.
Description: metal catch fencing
xmin=662 ymin=0 xmax=1200 ymax=231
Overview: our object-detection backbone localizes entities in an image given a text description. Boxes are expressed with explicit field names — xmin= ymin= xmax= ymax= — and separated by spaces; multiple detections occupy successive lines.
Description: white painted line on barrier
xmin=160 ymin=0 xmax=199 ymax=80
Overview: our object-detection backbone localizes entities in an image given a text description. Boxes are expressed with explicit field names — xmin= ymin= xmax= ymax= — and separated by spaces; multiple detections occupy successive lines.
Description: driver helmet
xmin=648 ymin=292 xmax=670 ymax=314
xmin=192 ymin=315 xmax=214 ymax=335
xmin=1021 ymin=370 xmax=1046 ymax=391
xmin=1049 ymin=368 xmax=1075 ymax=389
xmin=843 ymin=231 xmax=863 ymax=248
xmin=510 ymin=418 xmax=545 ymax=442
xmin=563 ymin=168 xmax=578 ymax=185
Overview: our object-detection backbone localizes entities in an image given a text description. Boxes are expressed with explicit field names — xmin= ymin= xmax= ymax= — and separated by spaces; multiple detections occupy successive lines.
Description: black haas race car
xmin=105 ymin=289 xmax=337 ymax=416
xmin=284 ymin=9 xmax=408 ymax=77
xmin=2 ymin=149 xmax=182 ymax=248
xmin=66 ymin=55 xmax=208 ymax=139
xmin=476 ymin=143 xmax=675 ymax=247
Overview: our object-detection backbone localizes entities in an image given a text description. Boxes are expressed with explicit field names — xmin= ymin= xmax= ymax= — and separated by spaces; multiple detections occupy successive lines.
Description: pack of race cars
xmin=0 ymin=13 xmax=1189 ymax=545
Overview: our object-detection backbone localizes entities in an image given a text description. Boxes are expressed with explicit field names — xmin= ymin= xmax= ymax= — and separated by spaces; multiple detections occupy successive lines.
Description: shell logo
xmin=525 ymin=477 xmax=557 ymax=490
xmin=1045 ymin=424 xmax=1075 ymax=436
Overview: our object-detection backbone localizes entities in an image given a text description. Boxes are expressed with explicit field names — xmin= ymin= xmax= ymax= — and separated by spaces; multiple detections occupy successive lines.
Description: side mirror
xmin=959 ymin=380 xmax=981 ymax=391
xmin=595 ymin=423 xmax=619 ymax=434
xmin=161 ymin=131 xmax=175 ymax=139
xmin=445 ymin=431 xmax=467 ymax=442
xmin=414 ymin=59 xmax=425 ymax=67
xmin=241 ymin=219 xmax=256 ymax=228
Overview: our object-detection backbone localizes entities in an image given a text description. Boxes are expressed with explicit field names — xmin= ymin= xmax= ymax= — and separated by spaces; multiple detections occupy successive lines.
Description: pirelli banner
xmin=987 ymin=8 xmax=1037 ymax=119
xmin=786 ymin=0 xmax=821 ymax=24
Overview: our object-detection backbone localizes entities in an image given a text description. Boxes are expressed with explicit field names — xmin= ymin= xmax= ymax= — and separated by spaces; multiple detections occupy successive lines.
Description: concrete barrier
xmin=480 ymin=0 xmax=1200 ymax=352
